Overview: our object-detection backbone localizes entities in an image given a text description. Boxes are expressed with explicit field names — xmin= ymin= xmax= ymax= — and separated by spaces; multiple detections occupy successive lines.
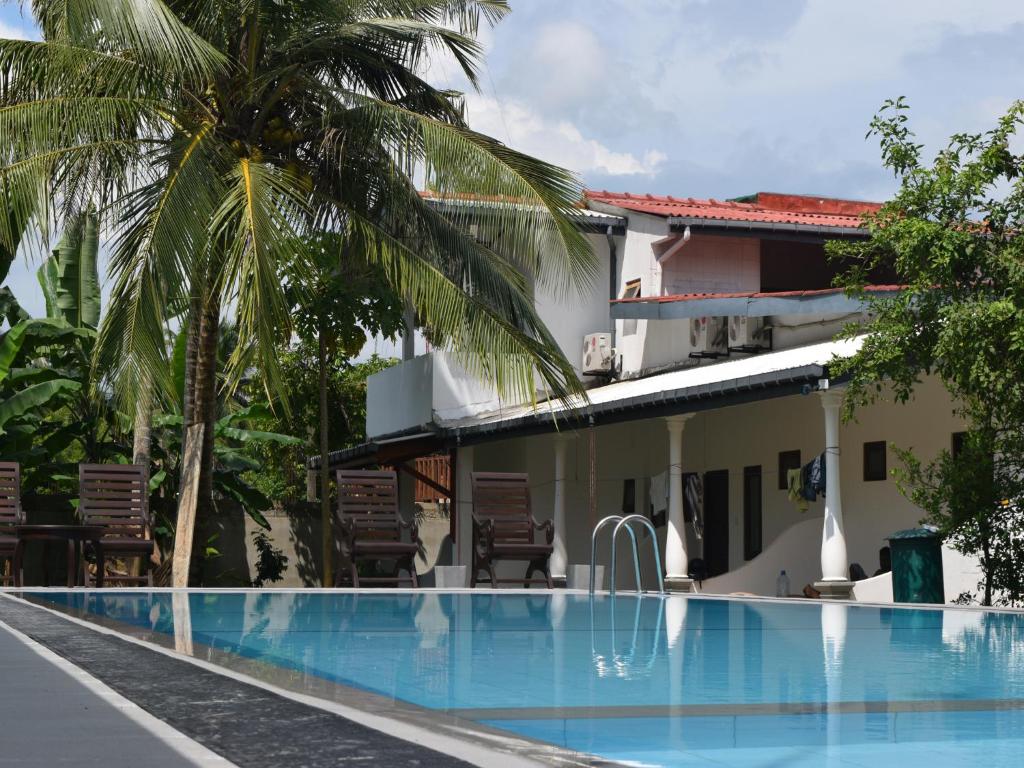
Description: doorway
xmin=703 ymin=469 xmax=730 ymax=577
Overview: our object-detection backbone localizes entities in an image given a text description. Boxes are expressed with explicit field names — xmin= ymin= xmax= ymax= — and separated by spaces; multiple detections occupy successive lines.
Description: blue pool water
xmin=31 ymin=591 xmax=1024 ymax=767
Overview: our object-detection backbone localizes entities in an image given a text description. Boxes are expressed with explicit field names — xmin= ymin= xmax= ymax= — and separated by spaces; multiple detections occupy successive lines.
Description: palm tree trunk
xmin=190 ymin=291 xmax=221 ymax=583
xmin=318 ymin=328 xmax=332 ymax=587
xmin=182 ymin=293 xmax=201 ymax=430
xmin=132 ymin=377 xmax=153 ymax=466
xmin=132 ymin=375 xmax=153 ymax=576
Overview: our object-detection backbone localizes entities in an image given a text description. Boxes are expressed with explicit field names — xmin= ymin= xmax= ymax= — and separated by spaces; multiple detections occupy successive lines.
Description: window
xmin=863 ymin=441 xmax=887 ymax=481
xmin=952 ymin=431 xmax=967 ymax=460
xmin=743 ymin=466 xmax=762 ymax=561
xmin=621 ymin=278 xmax=642 ymax=300
xmin=777 ymin=450 xmax=801 ymax=490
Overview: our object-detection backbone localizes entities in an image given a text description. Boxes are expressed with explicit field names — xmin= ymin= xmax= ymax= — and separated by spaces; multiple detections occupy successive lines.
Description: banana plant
xmin=147 ymin=402 xmax=304 ymax=543
xmin=37 ymin=210 xmax=101 ymax=329
xmin=0 ymin=319 xmax=83 ymax=470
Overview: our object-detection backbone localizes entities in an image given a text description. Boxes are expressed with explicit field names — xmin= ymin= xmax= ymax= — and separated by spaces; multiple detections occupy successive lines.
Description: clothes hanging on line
xmin=787 ymin=468 xmax=808 ymax=513
xmin=799 ymin=452 xmax=826 ymax=502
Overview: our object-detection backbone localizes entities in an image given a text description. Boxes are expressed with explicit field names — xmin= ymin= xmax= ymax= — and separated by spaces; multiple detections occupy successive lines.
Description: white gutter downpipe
xmin=657 ymin=226 xmax=691 ymax=264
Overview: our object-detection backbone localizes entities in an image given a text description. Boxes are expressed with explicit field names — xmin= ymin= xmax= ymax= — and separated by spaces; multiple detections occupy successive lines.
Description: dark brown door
xmin=704 ymin=470 xmax=729 ymax=577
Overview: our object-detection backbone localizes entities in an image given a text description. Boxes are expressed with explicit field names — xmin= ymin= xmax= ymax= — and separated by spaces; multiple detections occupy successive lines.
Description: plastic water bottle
xmin=776 ymin=570 xmax=790 ymax=597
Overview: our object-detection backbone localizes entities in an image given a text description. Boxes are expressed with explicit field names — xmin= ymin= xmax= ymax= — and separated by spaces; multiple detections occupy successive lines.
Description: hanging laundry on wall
xmin=798 ymin=452 xmax=827 ymax=502
xmin=787 ymin=452 xmax=826 ymax=512
xmin=787 ymin=468 xmax=808 ymax=513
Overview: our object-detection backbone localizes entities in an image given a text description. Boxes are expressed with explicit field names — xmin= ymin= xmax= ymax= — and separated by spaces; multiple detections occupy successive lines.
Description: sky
xmin=2 ymin=0 xmax=1024 ymax=348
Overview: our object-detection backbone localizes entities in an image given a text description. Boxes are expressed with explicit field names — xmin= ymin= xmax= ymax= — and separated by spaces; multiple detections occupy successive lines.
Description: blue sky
xmin=2 ymin=0 xmax=1024 ymax=332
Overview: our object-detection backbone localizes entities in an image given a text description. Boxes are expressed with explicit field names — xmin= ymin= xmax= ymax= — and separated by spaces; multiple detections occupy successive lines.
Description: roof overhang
xmin=667 ymin=216 xmax=868 ymax=242
xmin=424 ymin=198 xmax=627 ymax=235
xmin=309 ymin=431 xmax=444 ymax=471
xmin=611 ymin=287 xmax=900 ymax=320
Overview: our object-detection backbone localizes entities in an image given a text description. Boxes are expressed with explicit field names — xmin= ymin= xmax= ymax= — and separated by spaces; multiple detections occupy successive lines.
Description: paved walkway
xmin=0 ymin=620 xmax=225 ymax=766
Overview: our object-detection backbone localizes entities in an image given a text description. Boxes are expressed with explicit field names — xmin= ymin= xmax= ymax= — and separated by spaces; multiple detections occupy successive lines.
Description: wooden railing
xmin=414 ymin=455 xmax=451 ymax=502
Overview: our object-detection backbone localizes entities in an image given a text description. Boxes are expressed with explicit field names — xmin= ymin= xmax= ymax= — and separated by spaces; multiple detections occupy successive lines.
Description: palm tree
xmin=0 ymin=0 xmax=595 ymax=582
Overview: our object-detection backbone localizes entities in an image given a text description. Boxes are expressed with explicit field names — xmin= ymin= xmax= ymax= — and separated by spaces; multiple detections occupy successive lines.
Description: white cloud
xmin=522 ymin=21 xmax=606 ymax=111
xmin=0 ymin=20 xmax=29 ymax=40
xmin=465 ymin=94 xmax=666 ymax=178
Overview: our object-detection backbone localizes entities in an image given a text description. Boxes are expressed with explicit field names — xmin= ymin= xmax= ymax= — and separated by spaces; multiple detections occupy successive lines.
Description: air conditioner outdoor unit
xmin=582 ymin=332 xmax=614 ymax=375
xmin=689 ymin=316 xmax=727 ymax=354
xmin=728 ymin=315 xmax=765 ymax=348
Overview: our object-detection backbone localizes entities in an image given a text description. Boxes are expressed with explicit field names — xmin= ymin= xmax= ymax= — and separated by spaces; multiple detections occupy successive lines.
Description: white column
xmin=551 ymin=434 xmax=570 ymax=584
xmin=665 ymin=415 xmax=693 ymax=582
xmin=819 ymin=390 xmax=848 ymax=581
xmin=455 ymin=446 xmax=474 ymax=567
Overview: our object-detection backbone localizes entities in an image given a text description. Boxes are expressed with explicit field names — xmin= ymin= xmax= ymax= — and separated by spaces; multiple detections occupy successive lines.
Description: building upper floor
xmin=365 ymin=188 xmax=891 ymax=440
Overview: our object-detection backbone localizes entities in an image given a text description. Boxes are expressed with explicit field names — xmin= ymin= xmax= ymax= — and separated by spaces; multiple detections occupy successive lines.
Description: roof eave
xmin=667 ymin=216 xmax=868 ymax=241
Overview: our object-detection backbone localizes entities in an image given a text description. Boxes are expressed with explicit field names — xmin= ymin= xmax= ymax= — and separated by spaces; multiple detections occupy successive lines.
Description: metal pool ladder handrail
xmin=589 ymin=514 xmax=666 ymax=595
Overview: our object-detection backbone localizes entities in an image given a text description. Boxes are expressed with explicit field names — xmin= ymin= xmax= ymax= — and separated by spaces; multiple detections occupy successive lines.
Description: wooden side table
xmin=13 ymin=525 xmax=105 ymax=588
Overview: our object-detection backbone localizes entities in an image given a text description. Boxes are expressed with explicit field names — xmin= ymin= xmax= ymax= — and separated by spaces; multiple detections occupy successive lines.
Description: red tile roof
xmin=586 ymin=190 xmax=881 ymax=229
xmin=611 ymin=285 xmax=904 ymax=304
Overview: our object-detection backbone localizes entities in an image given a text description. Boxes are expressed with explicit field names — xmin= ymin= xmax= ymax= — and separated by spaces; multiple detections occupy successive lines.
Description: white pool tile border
xmin=0 ymin=614 xmax=236 ymax=768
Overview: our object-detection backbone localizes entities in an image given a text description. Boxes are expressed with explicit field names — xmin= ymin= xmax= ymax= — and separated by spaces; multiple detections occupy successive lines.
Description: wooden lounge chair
xmin=0 ymin=463 xmax=24 ymax=586
xmin=79 ymin=463 xmax=154 ymax=586
xmin=335 ymin=469 xmax=420 ymax=588
xmin=471 ymin=472 xmax=553 ymax=588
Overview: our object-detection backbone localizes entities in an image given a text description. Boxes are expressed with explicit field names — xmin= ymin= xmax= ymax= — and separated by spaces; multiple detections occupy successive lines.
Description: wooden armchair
xmin=0 ymin=463 xmax=24 ymax=586
xmin=80 ymin=463 xmax=154 ymax=586
xmin=471 ymin=472 xmax=553 ymax=588
xmin=335 ymin=469 xmax=420 ymax=588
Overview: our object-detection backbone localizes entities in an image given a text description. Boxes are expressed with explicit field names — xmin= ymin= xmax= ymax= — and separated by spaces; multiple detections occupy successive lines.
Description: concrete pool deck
xmin=0 ymin=617 xmax=231 ymax=767
xmin=0 ymin=593 xmax=523 ymax=768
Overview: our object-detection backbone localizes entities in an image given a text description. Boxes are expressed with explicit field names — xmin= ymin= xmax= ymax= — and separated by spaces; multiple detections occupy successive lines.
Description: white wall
xmin=366 ymin=352 xmax=504 ymax=439
xmin=770 ymin=314 xmax=859 ymax=351
xmin=611 ymin=211 xmax=670 ymax=375
xmin=534 ymin=233 xmax=617 ymax=378
xmin=430 ymin=352 xmax=503 ymax=422
xmin=366 ymin=354 xmax=434 ymax=438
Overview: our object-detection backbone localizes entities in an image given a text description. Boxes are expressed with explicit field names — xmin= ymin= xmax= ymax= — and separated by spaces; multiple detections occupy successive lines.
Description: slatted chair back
xmin=0 ymin=462 xmax=23 ymax=529
xmin=79 ymin=464 xmax=149 ymax=540
xmin=472 ymin=472 xmax=535 ymax=544
xmin=336 ymin=470 xmax=403 ymax=542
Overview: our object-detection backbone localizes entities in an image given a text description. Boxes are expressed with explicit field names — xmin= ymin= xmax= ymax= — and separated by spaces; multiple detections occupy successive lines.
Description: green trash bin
xmin=887 ymin=526 xmax=944 ymax=603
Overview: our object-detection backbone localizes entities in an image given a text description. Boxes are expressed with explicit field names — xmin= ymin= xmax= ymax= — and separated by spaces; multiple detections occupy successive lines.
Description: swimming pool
xmin=25 ymin=590 xmax=1024 ymax=767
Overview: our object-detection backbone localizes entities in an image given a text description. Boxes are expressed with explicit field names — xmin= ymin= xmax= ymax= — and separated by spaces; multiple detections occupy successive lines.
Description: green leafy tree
xmin=831 ymin=98 xmax=1024 ymax=605
xmin=246 ymin=353 xmax=396 ymax=506
xmin=283 ymin=240 xmax=403 ymax=586
xmin=0 ymin=0 xmax=595 ymax=582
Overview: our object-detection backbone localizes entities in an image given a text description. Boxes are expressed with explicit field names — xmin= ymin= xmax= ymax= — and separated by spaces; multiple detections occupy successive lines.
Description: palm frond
xmin=341 ymin=95 xmax=596 ymax=299
xmin=29 ymin=0 xmax=226 ymax=82
xmin=347 ymin=210 xmax=583 ymax=405
xmin=95 ymin=124 xmax=226 ymax=410
xmin=212 ymin=157 xmax=312 ymax=404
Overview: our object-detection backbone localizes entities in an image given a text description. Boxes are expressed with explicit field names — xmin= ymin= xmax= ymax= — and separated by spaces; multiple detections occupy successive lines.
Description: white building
xmin=327 ymin=190 xmax=981 ymax=602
